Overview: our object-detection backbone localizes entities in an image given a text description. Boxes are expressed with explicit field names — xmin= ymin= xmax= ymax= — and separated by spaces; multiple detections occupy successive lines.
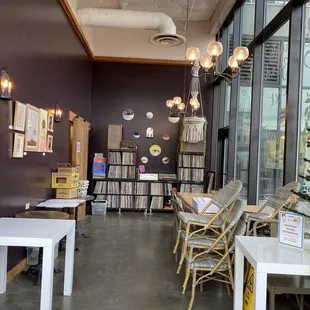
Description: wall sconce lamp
xmin=0 ymin=66 xmax=12 ymax=100
xmin=54 ymin=101 xmax=62 ymax=122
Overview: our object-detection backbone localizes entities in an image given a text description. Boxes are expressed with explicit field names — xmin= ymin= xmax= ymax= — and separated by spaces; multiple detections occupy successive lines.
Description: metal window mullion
xmin=247 ymin=0 xmax=266 ymax=205
xmin=211 ymin=82 xmax=221 ymax=171
xmin=284 ymin=4 xmax=304 ymax=183
xmin=228 ymin=6 xmax=242 ymax=179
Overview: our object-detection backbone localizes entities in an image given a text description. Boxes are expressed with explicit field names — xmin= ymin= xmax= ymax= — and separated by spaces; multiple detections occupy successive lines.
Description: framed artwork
xmin=13 ymin=133 xmax=24 ymax=158
xmin=13 ymin=101 xmax=27 ymax=132
xmin=39 ymin=109 xmax=48 ymax=152
xmin=107 ymin=124 xmax=122 ymax=149
xmin=47 ymin=135 xmax=53 ymax=153
xmin=47 ymin=113 xmax=54 ymax=132
xmin=24 ymin=104 xmax=40 ymax=152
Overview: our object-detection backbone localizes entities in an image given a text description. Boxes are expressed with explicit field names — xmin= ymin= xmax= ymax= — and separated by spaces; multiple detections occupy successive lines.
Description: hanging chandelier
xmin=186 ymin=42 xmax=249 ymax=83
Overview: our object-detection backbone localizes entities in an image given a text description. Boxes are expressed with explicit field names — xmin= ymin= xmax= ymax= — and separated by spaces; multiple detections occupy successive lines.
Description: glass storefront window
xmin=258 ymin=21 xmax=289 ymax=204
xmin=266 ymin=0 xmax=289 ymax=25
xmin=224 ymin=22 xmax=234 ymax=127
xmin=298 ymin=3 xmax=310 ymax=190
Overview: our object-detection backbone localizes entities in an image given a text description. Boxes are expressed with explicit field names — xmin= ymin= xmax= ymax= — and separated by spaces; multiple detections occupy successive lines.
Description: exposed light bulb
xmin=228 ymin=56 xmax=239 ymax=70
xmin=166 ymin=99 xmax=174 ymax=109
xmin=173 ymin=97 xmax=182 ymax=105
xmin=190 ymin=97 xmax=199 ymax=107
xmin=178 ymin=102 xmax=185 ymax=111
xmin=233 ymin=46 xmax=249 ymax=62
xmin=200 ymin=56 xmax=213 ymax=70
xmin=186 ymin=47 xmax=201 ymax=61
xmin=207 ymin=41 xmax=223 ymax=57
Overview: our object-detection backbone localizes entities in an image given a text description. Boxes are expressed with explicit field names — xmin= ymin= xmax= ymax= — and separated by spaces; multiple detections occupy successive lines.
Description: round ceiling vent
xmin=149 ymin=33 xmax=186 ymax=47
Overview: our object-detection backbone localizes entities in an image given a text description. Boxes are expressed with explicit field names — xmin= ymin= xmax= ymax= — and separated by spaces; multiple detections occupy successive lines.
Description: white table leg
xmin=254 ymin=272 xmax=267 ymax=310
xmin=0 ymin=246 xmax=7 ymax=294
xmin=233 ymin=244 xmax=244 ymax=310
xmin=41 ymin=246 xmax=55 ymax=310
xmin=64 ymin=226 xmax=75 ymax=296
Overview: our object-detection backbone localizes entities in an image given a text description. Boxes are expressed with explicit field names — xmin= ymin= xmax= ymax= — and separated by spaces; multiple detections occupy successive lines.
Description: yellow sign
xmin=243 ymin=266 xmax=254 ymax=310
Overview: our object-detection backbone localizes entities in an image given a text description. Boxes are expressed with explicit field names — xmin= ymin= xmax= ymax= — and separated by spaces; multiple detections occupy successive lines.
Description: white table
xmin=0 ymin=218 xmax=75 ymax=310
xmin=234 ymin=236 xmax=310 ymax=310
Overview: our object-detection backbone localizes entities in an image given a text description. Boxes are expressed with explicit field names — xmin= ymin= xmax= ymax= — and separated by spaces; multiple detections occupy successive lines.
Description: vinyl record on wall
xmin=133 ymin=131 xmax=140 ymax=138
xmin=122 ymin=109 xmax=134 ymax=121
xmin=141 ymin=156 xmax=148 ymax=164
xmin=146 ymin=112 xmax=153 ymax=119
xmin=162 ymin=157 xmax=169 ymax=164
xmin=149 ymin=145 xmax=161 ymax=157
xmin=161 ymin=133 xmax=170 ymax=140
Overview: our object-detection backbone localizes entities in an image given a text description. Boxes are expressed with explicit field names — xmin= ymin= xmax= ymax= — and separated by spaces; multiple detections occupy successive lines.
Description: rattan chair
xmin=245 ymin=181 xmax=300 ymax=236
xmin=174 ymin=180 xmax=243 ymax=274
xmin=186 ymin=213 xmax=247 ymax=310
xmin=182 ymin=199 xmax=245 ymax=295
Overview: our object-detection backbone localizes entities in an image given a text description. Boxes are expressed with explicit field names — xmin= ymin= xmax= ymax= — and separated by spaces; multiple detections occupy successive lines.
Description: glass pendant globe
xmin=233 ymin=46 xmax=249 ymax=61
xmin=192 ymin=101 xmax=200 ymax=111
xmin=173 ymin=97 xmax=182 ymax=105
xmin=178 ymin=102 xmax=185 ymax=111
xmin=166 ymin=99 xmax=174 ymax=109
xmin=228 ymin=56 xmax=239 ymax=70
xmin=190 ymin=97 xmax=199 ymax=107
xmin=207 ymin=41 xmax=223 ymax=57
xmin=186 ymin=47 xmax=200 ymax=61
xmin=200 ymin=56 xmax=213 ymax=69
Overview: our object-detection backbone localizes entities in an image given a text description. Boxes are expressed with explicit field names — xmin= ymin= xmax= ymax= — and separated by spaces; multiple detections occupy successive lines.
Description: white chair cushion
xmin=180 ymin=231 xmax=225 ymax=248
xmin=186 ymin=254 xmax=228 ymax=270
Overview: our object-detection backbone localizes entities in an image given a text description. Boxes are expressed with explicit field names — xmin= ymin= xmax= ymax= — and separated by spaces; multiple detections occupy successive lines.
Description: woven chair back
xmin=267 ymin=181 xmax=300 ymax=210
xmin=211 ymin=180 xmax=243 ymax=210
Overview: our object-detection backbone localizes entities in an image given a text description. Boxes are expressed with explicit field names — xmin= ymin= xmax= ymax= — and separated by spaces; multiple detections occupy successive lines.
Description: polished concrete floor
xmin=0 ymin=213 xmax=297 ymax=309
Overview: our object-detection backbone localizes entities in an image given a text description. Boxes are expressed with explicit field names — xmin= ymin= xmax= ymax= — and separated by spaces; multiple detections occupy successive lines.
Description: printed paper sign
xmin=76 ymin=141 xmax=80 ymax=153
xmin=278 ymin=211 xmax=304 ymax=249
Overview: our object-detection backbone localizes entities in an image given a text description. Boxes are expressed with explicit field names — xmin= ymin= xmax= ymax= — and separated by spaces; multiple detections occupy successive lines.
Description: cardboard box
xmin=57 ymin=163 xmax=79 ymax=174
xmin=56 ymin=188 xmax=78 ymax=199
xmin=51 ymin=172 xmax=79 ymax=188
xmin=192 ymin=197 xmax=219 ymax=214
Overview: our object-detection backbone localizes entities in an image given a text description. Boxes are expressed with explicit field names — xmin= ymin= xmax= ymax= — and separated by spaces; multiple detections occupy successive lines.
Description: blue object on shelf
xmin=92 ymin=162 xmax=106 ymax=174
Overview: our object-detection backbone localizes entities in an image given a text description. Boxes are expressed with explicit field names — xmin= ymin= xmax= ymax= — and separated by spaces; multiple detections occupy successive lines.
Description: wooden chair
xmin=174 ymin=180 xmax=243 ymax=274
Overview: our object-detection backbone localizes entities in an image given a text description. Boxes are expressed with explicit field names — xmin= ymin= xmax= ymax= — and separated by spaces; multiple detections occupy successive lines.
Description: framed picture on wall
xmin=47 ymin=135 xmax=53 ymax=153
xmin=13 ymin=101 xmax=27 ymax=132
xmin=13 ymin=133 xmax=24 ymax=158
xmin=24 ymin=104 xmax=40 ymax=152
xmin=47 ymin=113 xmax=54 ymax=132
xmin=39 ymin=109 xmax=48 ymax=152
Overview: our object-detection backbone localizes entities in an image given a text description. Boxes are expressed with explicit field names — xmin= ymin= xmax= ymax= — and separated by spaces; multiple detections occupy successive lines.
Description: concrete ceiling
xmin=66 ymin=0 xmax=237 ymax=62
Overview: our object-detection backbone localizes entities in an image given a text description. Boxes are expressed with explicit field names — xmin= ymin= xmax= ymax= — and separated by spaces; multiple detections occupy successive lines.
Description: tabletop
xmin=37 ymin=199 xmax=86 ymax=209
xmin=177 ymin=192 xmax=273 ymax=215
xmin=16 ymin=210 xmax=70 ymax=220
xmin=236 ymin=236 xmax=310 ymax=275
xmin=0 ymin=218 xmax=75 ymax=247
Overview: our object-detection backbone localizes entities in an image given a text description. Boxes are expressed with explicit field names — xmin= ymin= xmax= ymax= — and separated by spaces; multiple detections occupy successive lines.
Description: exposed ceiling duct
xmin=77 ymin=8 xmax=186 ymax=47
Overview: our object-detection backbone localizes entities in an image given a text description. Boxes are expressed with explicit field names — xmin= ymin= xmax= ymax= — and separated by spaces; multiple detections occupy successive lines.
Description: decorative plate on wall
xmin=122 ymin=109 xmax=134 ymax=121
xmin=146 ymin=127 xmax=154 ymax=139
xmin=162 ymin=157 xmax=169 ymax=164
xmin=141 ymin=157 xmax=148 ymax=164
xmin=133 ymin=131 xmax=140 ymax=138
xmin=149 ymin=145 xmax=161 ymax=156
xmin=161 ymin=133 xmax=170 ymax=140
xmin=146 ymin=112 xmax=153 ymax=119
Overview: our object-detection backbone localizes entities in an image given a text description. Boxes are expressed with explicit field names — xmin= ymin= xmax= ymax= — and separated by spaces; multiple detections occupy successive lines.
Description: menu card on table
xmin=278 ymin=211 xmax=304 ymax=250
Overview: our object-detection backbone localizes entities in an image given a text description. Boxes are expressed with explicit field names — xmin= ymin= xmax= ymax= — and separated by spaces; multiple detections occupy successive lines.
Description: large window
xmin=298 ymin=3 xmax=310 ymax=188
xmin=258 ymin=21 xmax=289 ymax=203
xmin=266 ymin=1 xmax=289 ymax=25
xmin=224 ymin=21 xmax=234 ymax=126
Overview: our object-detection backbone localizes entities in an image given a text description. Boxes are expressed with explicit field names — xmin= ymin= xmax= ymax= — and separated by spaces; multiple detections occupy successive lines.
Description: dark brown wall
xmin=0 ymin=0 xmax=92 ymax=269
xmin=90 ymin=62 xmax=213 ymax=174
